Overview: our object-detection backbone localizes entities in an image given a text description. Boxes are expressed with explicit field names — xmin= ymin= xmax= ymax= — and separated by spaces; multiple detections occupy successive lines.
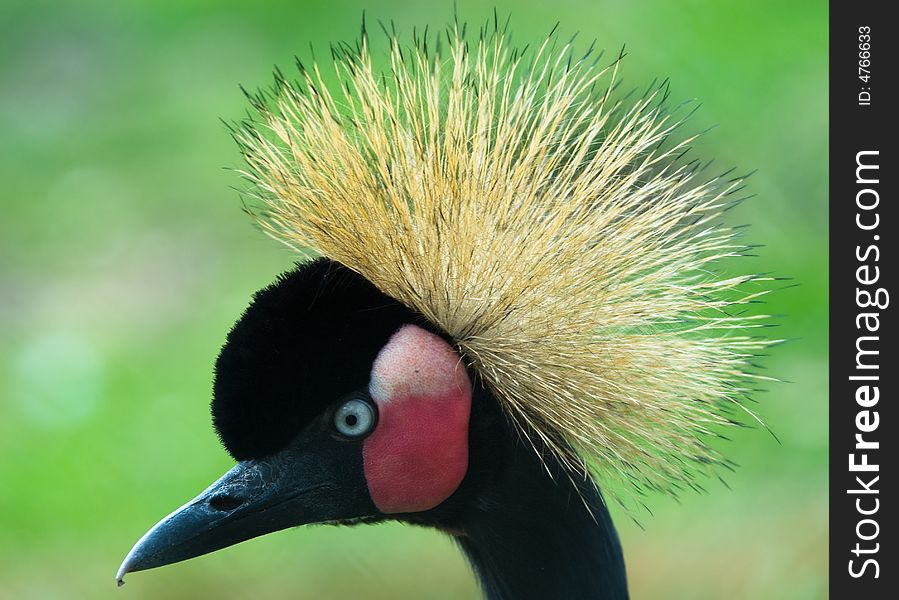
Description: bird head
xmin=118 ymin=20 xmax=774 ymax=591
xmin=117 ymin=259 xmax=498 ymax=581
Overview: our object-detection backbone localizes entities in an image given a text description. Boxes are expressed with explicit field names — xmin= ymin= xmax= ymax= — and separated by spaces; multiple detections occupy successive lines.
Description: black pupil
xmin=345 ymin=414 xmax=358 ymax=427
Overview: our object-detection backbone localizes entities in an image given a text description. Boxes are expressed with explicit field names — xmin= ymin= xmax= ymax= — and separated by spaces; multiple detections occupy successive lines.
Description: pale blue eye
xmin=334 ymin=398 xmax=375 ymax=438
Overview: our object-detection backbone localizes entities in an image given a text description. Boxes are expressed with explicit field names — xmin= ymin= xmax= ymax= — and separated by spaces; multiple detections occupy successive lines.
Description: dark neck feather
xmin=450 ymin=399 xmax=629 ymax=600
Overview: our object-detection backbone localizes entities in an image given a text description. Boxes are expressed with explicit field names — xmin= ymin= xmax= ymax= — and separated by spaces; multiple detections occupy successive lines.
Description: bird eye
xmin=333 ymin=398 xmax=376 ymax=439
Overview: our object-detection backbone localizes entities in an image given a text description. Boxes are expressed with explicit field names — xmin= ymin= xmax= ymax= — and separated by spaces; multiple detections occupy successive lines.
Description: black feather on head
xmin=211 ymin=258 xmax=422 ymax=460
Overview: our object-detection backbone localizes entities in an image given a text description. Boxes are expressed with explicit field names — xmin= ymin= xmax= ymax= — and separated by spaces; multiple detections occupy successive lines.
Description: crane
xmin=117 ymin=21 xmax=772 ymax=599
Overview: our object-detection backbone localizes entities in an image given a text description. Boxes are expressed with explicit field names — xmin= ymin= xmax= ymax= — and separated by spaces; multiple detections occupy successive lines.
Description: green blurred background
xmin=0 ymin=1 xmax=826 ymax=598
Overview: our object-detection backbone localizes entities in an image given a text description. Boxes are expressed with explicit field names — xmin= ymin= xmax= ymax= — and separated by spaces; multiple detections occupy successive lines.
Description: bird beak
xmin=116 ymin=449 xmax=344 ymax=585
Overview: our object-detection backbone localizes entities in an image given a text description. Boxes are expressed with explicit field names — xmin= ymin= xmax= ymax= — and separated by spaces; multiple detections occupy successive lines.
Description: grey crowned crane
xmin=117 ymin=22 xmax=772 ymax=600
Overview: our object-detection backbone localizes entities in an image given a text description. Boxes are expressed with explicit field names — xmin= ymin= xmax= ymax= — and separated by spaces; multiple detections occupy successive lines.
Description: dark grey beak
xmin=116 ymin=451 xmax=340 ymax=585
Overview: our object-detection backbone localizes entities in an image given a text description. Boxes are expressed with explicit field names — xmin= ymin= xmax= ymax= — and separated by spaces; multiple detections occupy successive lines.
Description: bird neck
xmin=453 ymin=428 xmax=629 ymax=600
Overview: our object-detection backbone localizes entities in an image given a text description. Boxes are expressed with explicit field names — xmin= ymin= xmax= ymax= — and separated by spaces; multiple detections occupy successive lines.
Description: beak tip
xmin=116 ymin=541 xmax=143 ymax=586
xmin=115 ymin=560 xmax=131 ymax=586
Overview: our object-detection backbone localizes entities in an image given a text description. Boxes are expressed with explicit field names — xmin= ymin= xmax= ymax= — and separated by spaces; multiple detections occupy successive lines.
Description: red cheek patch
xmin=363 ymin=325 xmax=471 ymax=514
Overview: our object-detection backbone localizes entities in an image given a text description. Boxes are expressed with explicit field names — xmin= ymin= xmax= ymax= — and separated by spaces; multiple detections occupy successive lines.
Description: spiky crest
xmin=231 ymin=20 xmax=776 ymax=503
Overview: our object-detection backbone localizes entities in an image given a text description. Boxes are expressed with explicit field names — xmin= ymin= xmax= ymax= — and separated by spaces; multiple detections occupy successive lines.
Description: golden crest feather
xmin=232 ymin=22 xmax=776 ymax=502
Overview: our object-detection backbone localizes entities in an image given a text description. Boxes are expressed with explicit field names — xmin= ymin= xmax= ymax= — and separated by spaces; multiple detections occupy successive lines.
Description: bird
xmin=116 ymin=19 xmax=773 ymax=600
